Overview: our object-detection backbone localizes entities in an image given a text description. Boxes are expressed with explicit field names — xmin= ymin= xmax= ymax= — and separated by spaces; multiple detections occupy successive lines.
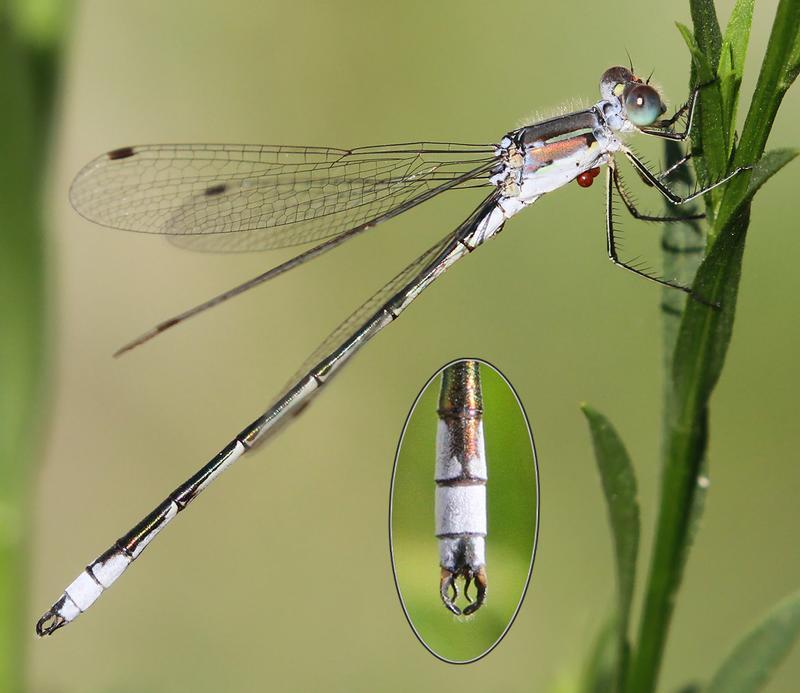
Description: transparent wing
xmin=70 ymin=142 xmax=497 ymax=251
xmin=288 ymin=193 xmax=498 ymax=384
xmin=288 ymin=235 xmax=451 ymax=382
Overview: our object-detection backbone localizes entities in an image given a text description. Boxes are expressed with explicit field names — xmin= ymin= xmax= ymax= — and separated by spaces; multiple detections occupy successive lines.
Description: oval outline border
xmin=388 ymin=356 xmax=541 ymax=665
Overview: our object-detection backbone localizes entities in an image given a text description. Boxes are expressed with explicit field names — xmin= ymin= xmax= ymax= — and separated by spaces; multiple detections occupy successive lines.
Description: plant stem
xmin=627 ymin=410 xmax=709 ymax=692
xmin=0 ymin=7 xmax=66 ymax=689
xmin=627 ymin=2 xmax=800 ymax=690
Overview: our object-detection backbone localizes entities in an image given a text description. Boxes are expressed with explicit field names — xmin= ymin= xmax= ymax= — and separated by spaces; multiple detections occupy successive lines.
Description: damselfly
xmin=36 ymin=66 xmax=746 ymax=636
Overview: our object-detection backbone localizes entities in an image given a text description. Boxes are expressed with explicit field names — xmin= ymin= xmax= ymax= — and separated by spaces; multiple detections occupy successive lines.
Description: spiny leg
xmin=622 ymin=147 xmax=750 ymax=206
xmin=605 ymin=163 xmax=696 ymax=296
xmin=612 ymin=164 xmax=705 ymax=224
xmin=657 ymin=151 xmax=694 ymax=183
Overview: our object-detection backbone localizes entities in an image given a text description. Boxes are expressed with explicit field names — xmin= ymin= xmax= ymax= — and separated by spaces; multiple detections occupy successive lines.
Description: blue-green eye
xmin=624 ymin=84 xmax=665 ymax=126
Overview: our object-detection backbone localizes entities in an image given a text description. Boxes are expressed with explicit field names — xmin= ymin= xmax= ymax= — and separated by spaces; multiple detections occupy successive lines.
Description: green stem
xmin=0 ymin=468 xmax=35 ymax=693
xmin=627 ymin=408 xmax=709 ymax=692
xmin=627 ymin=1 xmax=800 ymax=690
xmin=0 ymin=28 xmax=39 ymax=693
xmin=0 ymin=8 xmax=66 ymax=689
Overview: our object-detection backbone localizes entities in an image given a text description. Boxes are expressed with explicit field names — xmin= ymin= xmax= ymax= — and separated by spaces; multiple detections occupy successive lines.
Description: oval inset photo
xmin=390 ymin=359 xmax=539 ymax=663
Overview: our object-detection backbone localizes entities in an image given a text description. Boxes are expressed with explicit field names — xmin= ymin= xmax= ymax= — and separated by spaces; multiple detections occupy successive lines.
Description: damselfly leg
xmin=611 ymin=164 xmax=705 ymax=224
xmin=604 ymin=154 xmax=747 ymax=300
xmin=598 ymin=79 xmax=748 ymax=298
xmin=622 ymin=147 xmax=749 ymax=206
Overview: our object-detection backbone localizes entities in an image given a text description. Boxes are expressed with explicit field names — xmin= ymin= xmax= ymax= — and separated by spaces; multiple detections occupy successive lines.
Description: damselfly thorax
xmin=37 ymin=66 xmax=747 ymax=637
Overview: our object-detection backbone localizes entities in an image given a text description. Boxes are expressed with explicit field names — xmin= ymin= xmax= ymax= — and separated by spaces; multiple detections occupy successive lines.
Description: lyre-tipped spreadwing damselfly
xmin=36 ymin=66 xmax=748 ymax=636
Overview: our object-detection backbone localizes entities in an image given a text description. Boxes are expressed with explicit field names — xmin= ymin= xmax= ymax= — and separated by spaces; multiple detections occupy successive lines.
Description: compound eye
xmin=624 ymin=84 xmax=665 ymax=126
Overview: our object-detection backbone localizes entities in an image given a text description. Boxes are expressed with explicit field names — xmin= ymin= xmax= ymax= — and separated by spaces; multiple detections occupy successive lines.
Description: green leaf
xmin=748 ymin=147 xmax=800 ymax=187
xmin=689 ymin=0 xmax=729 ymax=186
xmin=713 ymin=148 xmax=799 ymax=235
xmin=690 ymin=0 xmax=722 ymax=68
xmin=671 ymin=210 xmax=747 ymax=431
xmin=581 ymin=617 xmax=618 ymax=693
xmin=718 ymin=0 xmax=754 ymax=153
xmin=672 ymin=144 xmax=799 ymax=429
xmin=676 ymin=22 xmax=713 ymax=76
xmin=718 ymin=0 xmax=754 ymax=84
xmin=581 ymin=404 xmax=640 ymax=692
xmin=7 ymin=0 xmax=70 ymax=49
xmin=706 ymin=590 xmax=800 ymax=693
xmin=676 ymin=21 xmax=726 ymax=201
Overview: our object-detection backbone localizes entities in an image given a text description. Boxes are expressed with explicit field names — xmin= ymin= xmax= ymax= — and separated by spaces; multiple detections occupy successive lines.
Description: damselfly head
xmin=600 ymin=66 xmax=667 ymax=127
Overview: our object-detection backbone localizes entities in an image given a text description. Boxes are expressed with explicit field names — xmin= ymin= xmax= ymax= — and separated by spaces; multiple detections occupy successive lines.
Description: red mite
xmin=576 ymin=167 xmax=601 ymax=188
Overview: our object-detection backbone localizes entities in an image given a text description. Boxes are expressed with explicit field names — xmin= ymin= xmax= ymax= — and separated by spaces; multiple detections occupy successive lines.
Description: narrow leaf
xmin=718 ymin=0 xmax=755 ymax=152
xmin=581 ymin=404 xmax=640 ymax=691
xmin=690 ymin=0 xmax=729 ymax=183
xmin=676 ymin=20 xmax=727 ymax=194
xmin=745 ymin=148 xmax=799 ymax=202
xmin=706 ymin=590 xmax=800 ymax=693
xmin=716 ymin=148 xmax=799 ymax=233
xmin=719 ymin=0 xmax=754 ymax=82
xmin=690 ymin=0 xmax=722 ymax=68
xmin=581 ymin=617 xmax=617 ymax=693
xmin=673 ymin=211 xmax=746 ymax=411
xmin=676 ymin=22 xmax=713 ymax=76
xmin=581 ymin=404 xmax=640 ymax=623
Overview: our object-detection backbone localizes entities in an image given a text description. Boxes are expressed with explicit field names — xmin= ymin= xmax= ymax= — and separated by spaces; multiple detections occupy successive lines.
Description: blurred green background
xmin=391 ymin=361 xmax=537 ymax=663
xmin=24 ymin=1 xmax=799 ymax=691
